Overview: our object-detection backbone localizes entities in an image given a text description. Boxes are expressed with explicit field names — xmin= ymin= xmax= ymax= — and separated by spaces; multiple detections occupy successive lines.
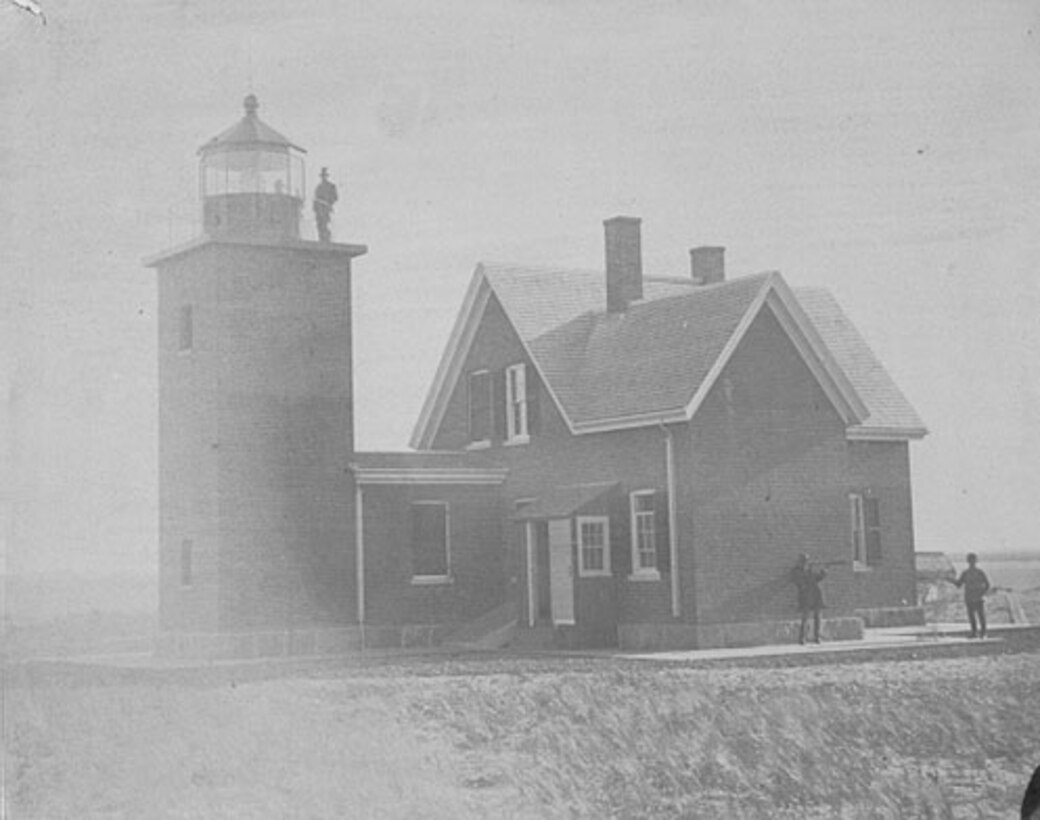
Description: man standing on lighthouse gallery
xmin=314 ymin=166 xmax=338 ymax=242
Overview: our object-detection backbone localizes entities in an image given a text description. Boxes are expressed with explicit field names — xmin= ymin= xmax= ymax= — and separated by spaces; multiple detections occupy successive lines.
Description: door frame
xmin=547 ymin=518 xmax=575 ymax=626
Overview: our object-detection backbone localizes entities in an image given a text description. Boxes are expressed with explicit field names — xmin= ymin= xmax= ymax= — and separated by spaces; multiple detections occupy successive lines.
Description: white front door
xmin=548 ymin=519 xmax=575 ymax=625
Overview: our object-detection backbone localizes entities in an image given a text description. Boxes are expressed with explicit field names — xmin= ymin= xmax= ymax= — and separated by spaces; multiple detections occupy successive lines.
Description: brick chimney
xmin=690 ymin=246 xmax=725 ymax=285
xmin=604 ymin=216 xmax=643 ymax=313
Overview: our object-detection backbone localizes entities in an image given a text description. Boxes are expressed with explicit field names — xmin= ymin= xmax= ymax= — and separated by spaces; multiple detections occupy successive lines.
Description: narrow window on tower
xmin=180 ymin=539 xmax=193 ymax=587
xmin=178 ymin=305 xmax=194 ymax=352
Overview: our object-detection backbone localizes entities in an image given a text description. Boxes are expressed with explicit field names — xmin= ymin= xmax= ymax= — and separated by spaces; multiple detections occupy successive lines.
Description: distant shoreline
xmin=929 ymin=551 xmax=1040 ymax=563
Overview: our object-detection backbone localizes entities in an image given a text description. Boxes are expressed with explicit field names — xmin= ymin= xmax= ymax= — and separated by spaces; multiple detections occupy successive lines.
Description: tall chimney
xmin=690 ymin=246 xmax=725 ymax=285
xmin=604 ymin=216 xmax=643 ymax=313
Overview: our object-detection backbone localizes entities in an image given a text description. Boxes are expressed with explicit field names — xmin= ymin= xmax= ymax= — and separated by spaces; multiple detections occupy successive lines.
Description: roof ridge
xmin=482 ymin=263 xmax=778 ymax=286
xmin=479 ymin=261 xmax=602 ymax=276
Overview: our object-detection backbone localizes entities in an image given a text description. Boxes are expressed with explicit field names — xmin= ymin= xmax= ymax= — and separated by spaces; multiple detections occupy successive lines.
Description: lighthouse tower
xmin=147 ymin=96 xmax=366 ymax=651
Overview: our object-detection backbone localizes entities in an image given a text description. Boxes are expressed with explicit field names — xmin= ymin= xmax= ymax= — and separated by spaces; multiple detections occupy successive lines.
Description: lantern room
xmin=198 ymin=94 xmax=306 ymax=241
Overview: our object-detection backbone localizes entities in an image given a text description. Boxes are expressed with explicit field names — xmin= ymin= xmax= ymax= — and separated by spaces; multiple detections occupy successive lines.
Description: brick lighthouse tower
xmin=147 ymin=96 xmax=366 ymax=655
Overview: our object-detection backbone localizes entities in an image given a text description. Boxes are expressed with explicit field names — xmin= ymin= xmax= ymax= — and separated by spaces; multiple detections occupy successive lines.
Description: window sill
xmin=628 ymin=570 xmax=661 ymax=582
xmin=852 ymin=563 xmax=874 ymax=573
xmin=578 ymin=570 xmax=612 ymax=579
xmin=410 ymin=575 xmax=453 ymax=587
xmin=466 ymin=440 xmax=491 ymax=451
xmin=503 ymin=435 xmax=530 ymax=447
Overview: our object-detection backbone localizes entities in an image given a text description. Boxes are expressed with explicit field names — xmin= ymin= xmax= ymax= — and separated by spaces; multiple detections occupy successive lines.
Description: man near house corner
xmin=791 ymin=553 xmax=827 ymax=645
xmin=953 ymin=552 xmax=990 ymax=639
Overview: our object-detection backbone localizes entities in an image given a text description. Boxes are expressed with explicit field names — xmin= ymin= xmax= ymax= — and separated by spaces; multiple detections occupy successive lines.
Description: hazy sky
xmin=4 ymin=0 xmax=1040 ymax=574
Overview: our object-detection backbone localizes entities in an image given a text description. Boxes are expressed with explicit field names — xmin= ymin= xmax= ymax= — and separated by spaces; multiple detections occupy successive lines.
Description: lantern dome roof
xmin=198 ymin=94 xmax=306 ymax=155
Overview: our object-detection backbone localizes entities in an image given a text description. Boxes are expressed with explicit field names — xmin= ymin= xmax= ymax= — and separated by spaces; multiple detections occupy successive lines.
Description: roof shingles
xmin=794 ymin=288 xmax=926 ymax=436
xmin=479 ymin=263 xmax=924 ymax=438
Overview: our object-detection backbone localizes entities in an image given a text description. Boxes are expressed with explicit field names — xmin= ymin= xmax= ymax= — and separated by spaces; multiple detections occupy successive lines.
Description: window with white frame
xmin=467 ymin=370 xmax=492 ymax=445
xmin=577 ymin=515 xmax=610 ymax=577
xmin=630 ymin=491 xmax=658 ymax=574
xmin=849 ymin=492 xmax=882 ymax=568
xmin=505 ymin=363 xmax=529 ymax=443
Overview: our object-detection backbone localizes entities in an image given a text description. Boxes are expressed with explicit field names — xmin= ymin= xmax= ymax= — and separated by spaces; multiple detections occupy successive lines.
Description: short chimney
xmin=604 ymin=216 xmax=643 ymax=312
xmin=690 ymin=246 xmax=725 ymax=285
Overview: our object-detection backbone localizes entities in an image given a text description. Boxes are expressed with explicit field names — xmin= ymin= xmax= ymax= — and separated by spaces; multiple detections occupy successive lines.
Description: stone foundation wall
xmin=618 ymin=616 xmax=865 ymax=651
xmin=854 ymin=606 xmax=926 ymax=628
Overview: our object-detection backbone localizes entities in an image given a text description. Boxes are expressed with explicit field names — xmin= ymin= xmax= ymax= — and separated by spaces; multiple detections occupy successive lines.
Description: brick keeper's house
xmin=152 ymin=99 xmax=927 ymax=657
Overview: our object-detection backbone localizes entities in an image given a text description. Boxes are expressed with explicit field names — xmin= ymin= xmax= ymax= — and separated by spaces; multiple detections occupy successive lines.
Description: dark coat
xmin=792 ymin=565 xmax=826 ymax=612
xmin=954 ymin=566 xmax=989 ymax=603
xmin=314 ymin=180 xmax=338 ymax=212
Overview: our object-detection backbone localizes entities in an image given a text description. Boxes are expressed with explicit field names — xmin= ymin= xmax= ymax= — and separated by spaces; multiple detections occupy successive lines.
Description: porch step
xmin=443 ymin=601 xmax=517 ymax=650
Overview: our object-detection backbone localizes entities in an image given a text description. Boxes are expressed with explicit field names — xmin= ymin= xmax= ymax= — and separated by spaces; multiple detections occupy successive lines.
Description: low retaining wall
xmin=618 ymin=616 xmax=865 ymax=652
xmin=155 ymin=623 xmax=449 ymax=660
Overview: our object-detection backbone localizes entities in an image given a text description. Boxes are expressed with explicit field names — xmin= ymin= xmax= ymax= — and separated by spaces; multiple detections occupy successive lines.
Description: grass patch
xmin=405 ymin=656 xmax=1040 ymax=818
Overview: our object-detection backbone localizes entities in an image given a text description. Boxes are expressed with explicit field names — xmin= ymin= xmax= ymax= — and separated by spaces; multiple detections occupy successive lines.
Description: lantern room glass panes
xmin=201 ymin=149 xmax=305 ymax=200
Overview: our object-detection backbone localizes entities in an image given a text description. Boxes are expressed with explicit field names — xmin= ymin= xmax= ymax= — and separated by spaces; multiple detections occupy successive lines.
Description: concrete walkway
xmin=615 ymin=622 xmax=1036 ymax=664
xmin=18 ymin=623 xmax=1038 ymax=675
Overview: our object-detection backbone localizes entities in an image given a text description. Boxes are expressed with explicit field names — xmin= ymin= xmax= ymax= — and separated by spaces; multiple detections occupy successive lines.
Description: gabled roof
xmin=527 ymin=272 xmax=774 ymax=426
xmin=794 ymin=288 xmax=927 ymax=439
xmin=410 ymin=263 xmax=926 ymax=448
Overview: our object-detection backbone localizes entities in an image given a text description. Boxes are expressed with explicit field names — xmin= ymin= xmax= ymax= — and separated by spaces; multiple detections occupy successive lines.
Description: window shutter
xmin=611 ymin=497 xmax=631 ymax=577
xmin=493 ymin=369 xmax=508 ymax=442
xmin=655 ymin=492 xmax=671 ymax=573
xmin=526 ymin=370 xmax=540 ymax=435
xmin=468 ymin=372 xmax=492 ymax=442
xmin=864 ymin=497 xmax=882 ymax=566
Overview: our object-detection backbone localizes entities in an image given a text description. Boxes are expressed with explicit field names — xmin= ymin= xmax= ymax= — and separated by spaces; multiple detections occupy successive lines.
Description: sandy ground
xmin=6 ymin=637 xmax=1040 ymax=819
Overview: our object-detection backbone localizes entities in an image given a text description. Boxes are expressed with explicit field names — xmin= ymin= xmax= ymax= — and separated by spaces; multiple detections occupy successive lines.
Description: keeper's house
xmin=152 ymin=98 xmax=927 ymax=656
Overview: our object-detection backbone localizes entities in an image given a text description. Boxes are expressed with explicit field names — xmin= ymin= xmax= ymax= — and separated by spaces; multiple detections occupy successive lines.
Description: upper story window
xmin=467 ymin=370 xmax=492 ymax=446
xmin=850 ymin=492 xmax=882 ymax=568
xmin=577 ymin=515 xmax=611 ymax=577
xmin=411 ymin=501 xmax=451 ymax=584
xmin=630 ymin=491 xmax=658 ymax=576
xmin=505 ymin=363 xmax=529 ymax=443
xmin=465 ymin=363 xmax=539 ymax=447
xmin=178 ymin=305 xmax=194 ymax=352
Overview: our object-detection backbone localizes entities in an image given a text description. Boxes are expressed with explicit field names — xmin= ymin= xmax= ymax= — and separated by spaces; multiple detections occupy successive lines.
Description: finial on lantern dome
xmin=244 ymin=94 xmax=259 ymax=117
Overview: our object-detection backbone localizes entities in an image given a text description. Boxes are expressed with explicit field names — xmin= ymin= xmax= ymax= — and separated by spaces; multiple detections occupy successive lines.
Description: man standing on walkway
xmin=791 ymin=553 xmax=827 ymax=645
xmin=953 ymin=552 xmax=990 ymax=639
